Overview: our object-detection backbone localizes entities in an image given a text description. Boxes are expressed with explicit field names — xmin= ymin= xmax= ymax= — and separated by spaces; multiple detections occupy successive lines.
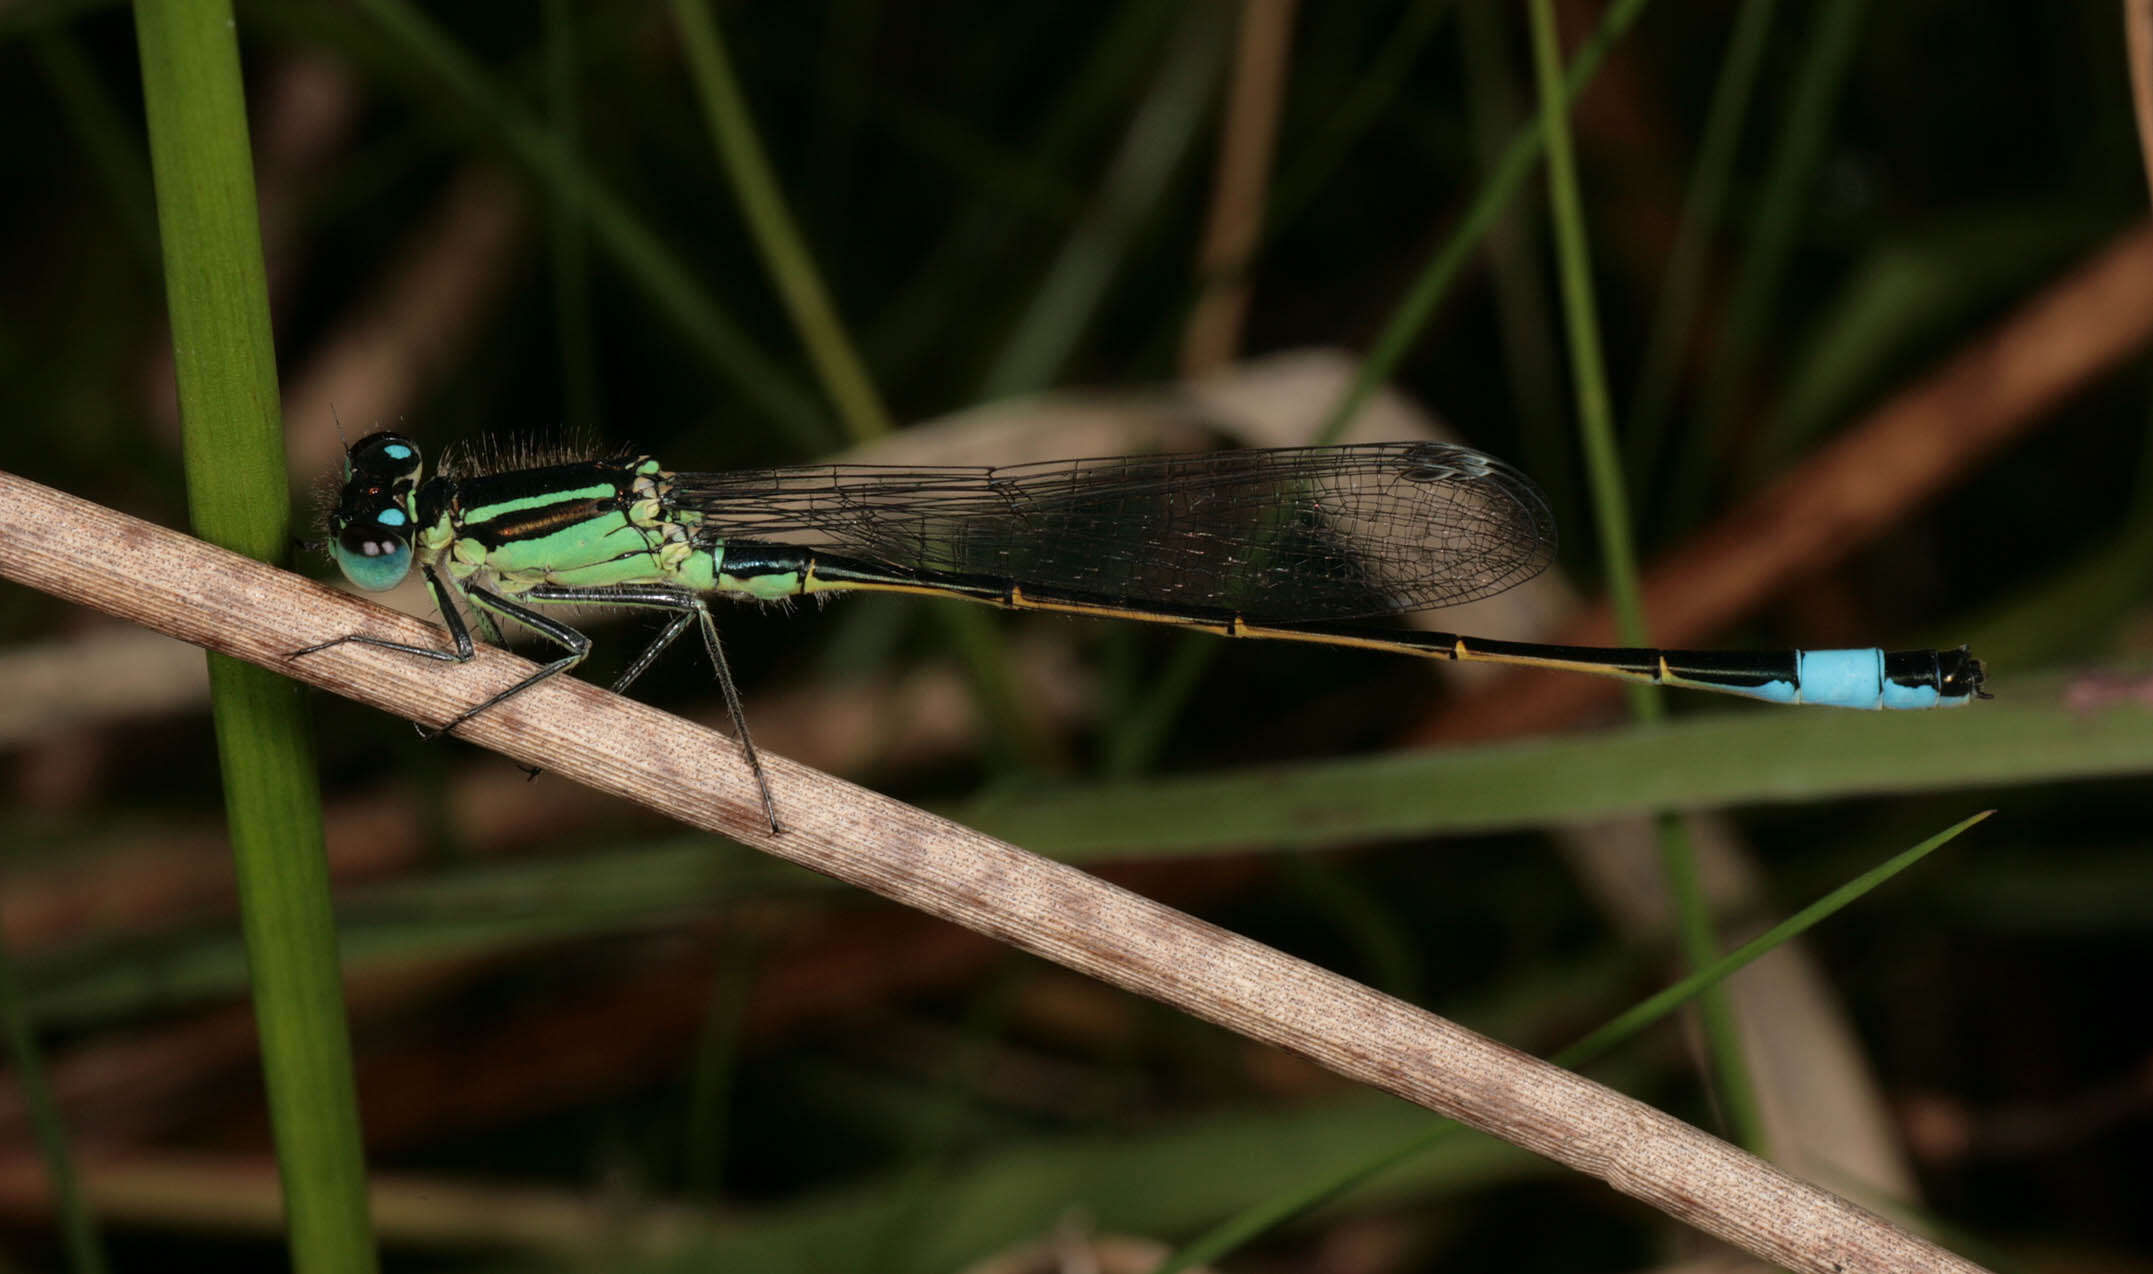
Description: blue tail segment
xmin=1600 ymin=643 xmax=1982 ymax=708
xmin=1747 ymin=647 xmax=1978 ymax=709
xmin=1287 ymin=629 xmax=1987 ymax=709
xmin=1795 ymin=649 xmax=1893 ymax=708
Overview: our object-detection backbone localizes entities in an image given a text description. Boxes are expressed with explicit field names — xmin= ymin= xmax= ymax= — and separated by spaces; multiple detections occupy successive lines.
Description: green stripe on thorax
xmin=431 ymin=456 xmax=692 ymax=590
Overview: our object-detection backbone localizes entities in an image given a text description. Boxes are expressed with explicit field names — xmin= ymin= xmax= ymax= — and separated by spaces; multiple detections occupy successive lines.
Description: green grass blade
xmin=1314 ymin=0 xmax=1651 ymax=444
xmin=131 ymin=3 xmax=375 ymax=1270
xmin=662 ymin=0 xmax=1046 ymax=787
xmin=1530 ymin=0 xmax=1770 ymax=1151
xmin=1527 ymin=0 xmax=1645 ymax=657
xmin=1655 ymin=810 xmax=1770 ymax=1148
xmin=1625 ymin=0 xmax=1780 ymax=482
xmin=1458 ymin=0 xmax=1568 ymax=495
xmin=978 ymin=7 xmax=1223 ymax=400
xmin=680 ymin=1090 xmax=1541 ymax=1273
xmin=0 ymin=914 xmax=106 ymax=1273
xmin=1681 ymin=0 xmax=1868 ymax=518
xmin=669 ymin=0 xmax=894 ymax=443
xmin=1564 ymin=810 xmax=1991 ymax=1061
xmin=1146 ymin=809 xmax=1986 ymax=1274
xmin=351 ymin=0 xmax=833 ymax=451
xmin=959 ymin=695 xmax=2118 ymax=857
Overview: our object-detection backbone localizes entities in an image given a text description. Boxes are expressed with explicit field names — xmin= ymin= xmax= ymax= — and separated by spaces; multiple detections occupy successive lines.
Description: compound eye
xmin=330 ymin=514 xmax=414 ymax=591
xmin=343 ymin=432 xmax=424 ymax=486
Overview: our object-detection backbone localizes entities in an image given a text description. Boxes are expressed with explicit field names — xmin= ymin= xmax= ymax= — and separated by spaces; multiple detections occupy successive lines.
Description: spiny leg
xmin=421 ymin=582 xmax=594 ymax=737
xmin=602 ymin=608 xmax=696 ymax=698
xmin=288 ymin=566 xmax=588 ymax=767
xmin=289 ymin=564 xmax=481 ymax=669
xmin=519 ymin=584 xmax=782 ymax=834
xmin=695 ymin=601 xmax=779 ymax=835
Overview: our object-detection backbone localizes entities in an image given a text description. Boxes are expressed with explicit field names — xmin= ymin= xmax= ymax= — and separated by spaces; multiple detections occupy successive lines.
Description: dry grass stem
xmin=0 ymin=1149 xmax=712 ymax=1252
xmin=2127 ymin=0 xmax=2153 ymax=200
xmin=1179 ymin=0 xmax=1296 ymax=375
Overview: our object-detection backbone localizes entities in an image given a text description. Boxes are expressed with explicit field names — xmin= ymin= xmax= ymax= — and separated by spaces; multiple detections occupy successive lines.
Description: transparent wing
xmin=664 ymin=442 xmax=1556 ymax=623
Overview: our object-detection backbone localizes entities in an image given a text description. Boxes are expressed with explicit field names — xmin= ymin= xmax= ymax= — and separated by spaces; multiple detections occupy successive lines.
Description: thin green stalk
xmin=1458 ymin=0 xmax=1568 ymax=505
xmin=865 ymin=0 xmax=1175 ymax=375
xmin=669 ymin=0 xmax=894 ymax=442
xmin=1564 ymin=812 xmax=1990 ymax=1057
xmin=1679 ymin=0 xmax=1867 ymax=521
xmin=979 ymin=5 xmax=1223 ymax=400
xmin=1625 ymin=0 xmax=1780 ymax=486
xmin=1526 ymin=0 xmax=1763 ymax=1150
xmin=1642 ymin=11 xmax=1860 ymax=1140
xmin=1526 ymin=0 xmax=1647 ymax=661
xmin=0 ymin=916 xmax=106 ymax=1274
xmin=955 ymin=695 xmax=2132 ymax=855
xmin=1314 ymin=0 xmax=1652 ymax=444
xmin=1653 ymin=815 xmax=1771 ymax=1151
xmin=132 ymin=4 xmax=375 ymax=1271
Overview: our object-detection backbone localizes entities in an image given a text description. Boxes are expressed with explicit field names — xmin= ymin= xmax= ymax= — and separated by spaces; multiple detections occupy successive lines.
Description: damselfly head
xmin=326 ymin=432 xmax=425 ymax=591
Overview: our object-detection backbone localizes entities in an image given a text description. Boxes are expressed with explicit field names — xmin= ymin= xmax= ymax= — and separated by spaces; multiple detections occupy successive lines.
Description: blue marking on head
xmin=1796 ymin=649 xmax=1886 ymax=709
xmin=344 ymin=432 xmax=425 ymax=485
xmin=376 ymin=507 xmax=408 ymax=527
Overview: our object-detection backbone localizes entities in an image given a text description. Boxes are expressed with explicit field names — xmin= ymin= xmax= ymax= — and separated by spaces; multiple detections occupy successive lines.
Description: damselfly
xmin=295 ymin=434 xmax=1986 ymax=831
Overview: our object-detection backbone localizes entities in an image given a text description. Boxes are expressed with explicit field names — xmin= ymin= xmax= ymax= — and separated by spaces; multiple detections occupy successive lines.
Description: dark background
xmin=1 ymin=2 xmax=2149 ymax=1271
